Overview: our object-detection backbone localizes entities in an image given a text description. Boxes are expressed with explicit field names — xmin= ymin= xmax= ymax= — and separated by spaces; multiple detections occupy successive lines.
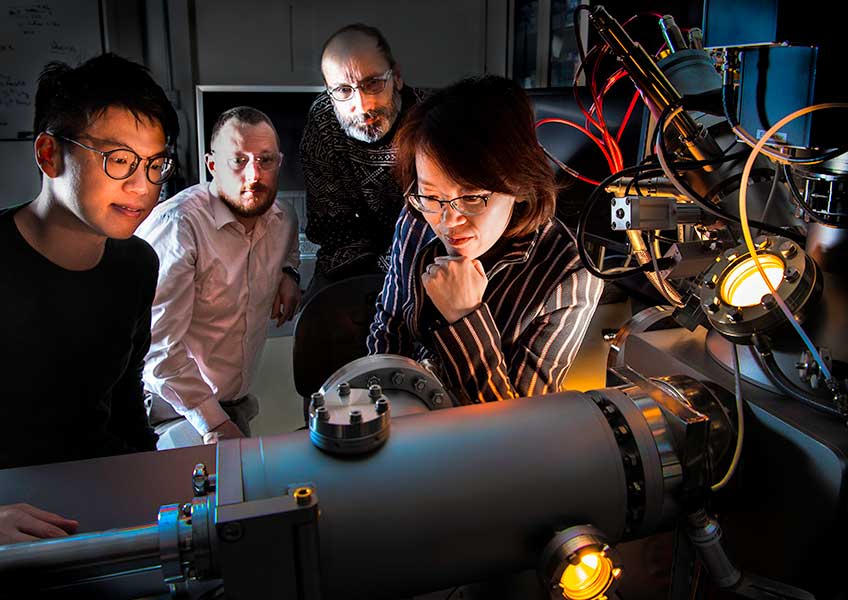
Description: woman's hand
xmin=422 ymin=256 xmax=487 ymax=324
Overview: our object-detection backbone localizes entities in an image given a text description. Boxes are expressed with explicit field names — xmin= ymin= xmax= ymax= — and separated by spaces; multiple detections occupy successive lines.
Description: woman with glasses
xmin=366 ymin=75 xmax=603 ymax=404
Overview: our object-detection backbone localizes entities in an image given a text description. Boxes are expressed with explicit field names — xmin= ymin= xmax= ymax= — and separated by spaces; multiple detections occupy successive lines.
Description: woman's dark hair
xmin=34 ymin=53 xmax=180 ymax=145
xmin=394 ymin=75 xmax=559 ymax=238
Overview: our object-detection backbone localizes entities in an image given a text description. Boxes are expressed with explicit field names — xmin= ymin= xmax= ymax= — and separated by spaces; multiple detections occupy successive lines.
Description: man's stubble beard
xmin=335 ymin=88 xmax=402 ymax=144
xmin=219 ymin=182 xmax=278 ymax=219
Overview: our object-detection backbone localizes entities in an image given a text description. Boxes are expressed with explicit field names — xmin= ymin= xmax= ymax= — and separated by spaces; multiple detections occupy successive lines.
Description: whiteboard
xmin=0 ymin=0 xmax=102 ymax=206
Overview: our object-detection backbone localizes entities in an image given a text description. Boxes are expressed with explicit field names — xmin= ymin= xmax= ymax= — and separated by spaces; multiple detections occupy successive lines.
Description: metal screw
xmin=784 ymin=266 xmax=800 ymax=283
xmin=366 ymin=375 xmax=382 ymax=387
xmin=761 ymin=294 xmax=776 ymax=309
xmin=780 ymin=241 xmax=797 ymax=259
xmin=338 ymin=382 xmax=351 ymax=396
xmin=368 ymin=384 xmax=383 ymax=400
xmin=602 ymin=329 xmax=617 ymax=342
xmin=192 ymin=464 xmax=208 ymax=496
xmin=219 ymin=522 xmax=243 ymax=543
xmin=311 ymin=392 xmax=324 ymax=408
xmin=625 ymin=221 xmax=631 ymax=229
xmin=611 ymin=222 xmax=617 ymax=229
xmin=391 ymin=372 xmax=404 ymax=386
xmin=707 ymin=303 xmax=719 ymax=314
xmin=432 ymin=392 xmax=444 ymax=406
xmin=413 ymin=378 xmax=426 ymax=392
xmin=615 ymin=208 xmax=626 ymax=219
xmin=181 ymin=503 xmax=193 ymax=517
xmin=315 ymin=405 xmax=330 ymax=421
xmin=728 ymin=309 xmax=743 ymax=323
xmin=625 ymin=197 xmax=631 ymax=205
xmin=611 ymin=198 xmax=617 ymax=207
xmin=349 ymin=410 xmax=362 ymax=424
xmin=375 ymin=398 xmax=389 ymax=414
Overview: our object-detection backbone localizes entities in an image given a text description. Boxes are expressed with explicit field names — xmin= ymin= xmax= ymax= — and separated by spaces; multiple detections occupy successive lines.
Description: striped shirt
xmin=367 ymin=207 xmax=603 ymax=404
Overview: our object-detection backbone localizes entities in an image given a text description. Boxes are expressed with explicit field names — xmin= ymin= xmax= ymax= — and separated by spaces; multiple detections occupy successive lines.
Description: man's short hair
xmin=209 ymin=106 xmax=279 ymax=149
xmin=321 ymin=23 xmax=396 ymax=69
xmin=34 ymin=53 xmax=179 ymax=145
xmin=394 ymin=75 xmax=559 ymax=239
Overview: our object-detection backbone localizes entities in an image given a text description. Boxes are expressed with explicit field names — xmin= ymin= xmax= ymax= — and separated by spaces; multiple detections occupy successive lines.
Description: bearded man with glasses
xmin=0 ymin=54 xmax=177 ymax=473
xmin=300 ymin=23 xmax=424 ymax=299
xmin=136 ymin=106 xmax=300 ymax=448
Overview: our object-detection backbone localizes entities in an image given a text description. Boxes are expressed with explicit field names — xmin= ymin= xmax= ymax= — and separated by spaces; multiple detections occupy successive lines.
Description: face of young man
xmin=54 ymin=106 xmax=168 ymax=240
xmin=322 ymin=43 xmax=403 ymax=144
xmin=207 ymin=120 xmax=281 ymax=220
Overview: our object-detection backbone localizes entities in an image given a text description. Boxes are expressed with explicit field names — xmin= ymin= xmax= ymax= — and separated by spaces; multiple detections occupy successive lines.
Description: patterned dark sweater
xmin=299 ymin=85 xmax=423 ymax=278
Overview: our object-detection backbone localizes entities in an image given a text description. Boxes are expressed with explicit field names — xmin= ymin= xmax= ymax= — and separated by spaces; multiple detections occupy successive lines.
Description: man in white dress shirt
xmin=137 ymin=106 xmax=301 ymax=447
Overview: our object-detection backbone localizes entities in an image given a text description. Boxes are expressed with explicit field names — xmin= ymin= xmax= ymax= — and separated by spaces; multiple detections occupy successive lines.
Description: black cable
xmin=576 ymin=163 xmax=677 ymax=280
xmin=783 ymin=164 xmax=846 ymax=228
xmin=720 ymin=78 xmax=848 ymax=166
xmin=751 ymin=336 xmax=844 ymax=419
xmin=654 ymin=102 xmax=805 ymax=242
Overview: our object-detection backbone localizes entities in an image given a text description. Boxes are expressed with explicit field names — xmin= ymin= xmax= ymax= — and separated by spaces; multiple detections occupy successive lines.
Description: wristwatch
xmin=281 ymin=266 xmax=301 ymax=285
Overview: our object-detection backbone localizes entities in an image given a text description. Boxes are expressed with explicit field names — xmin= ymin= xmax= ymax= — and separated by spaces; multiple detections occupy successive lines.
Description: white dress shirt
xmin=136 ymin=183 xmax=299 ymax=434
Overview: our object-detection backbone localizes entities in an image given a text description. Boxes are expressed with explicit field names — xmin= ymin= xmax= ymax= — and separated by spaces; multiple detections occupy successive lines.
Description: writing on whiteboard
xmin=7 ymin=3 xmax=60 ymax=36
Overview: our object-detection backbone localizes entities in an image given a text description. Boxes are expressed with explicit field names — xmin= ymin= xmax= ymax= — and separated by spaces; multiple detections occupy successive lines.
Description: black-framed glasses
xmin=58 ymin=135 xmax=177 ymax=185
xmin=326 ymin=69 xmax=393 ymax=102
xmin=404 ymin=180 xmax=491 ymax=217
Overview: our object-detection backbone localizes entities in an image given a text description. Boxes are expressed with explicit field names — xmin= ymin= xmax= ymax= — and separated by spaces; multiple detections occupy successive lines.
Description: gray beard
xmin=335 ymin=89 xmax=402 ymax=143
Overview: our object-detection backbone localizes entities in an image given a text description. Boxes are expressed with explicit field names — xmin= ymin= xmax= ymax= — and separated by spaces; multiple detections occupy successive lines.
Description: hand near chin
xmin=422 ymin=256 xmax=487 ymax=324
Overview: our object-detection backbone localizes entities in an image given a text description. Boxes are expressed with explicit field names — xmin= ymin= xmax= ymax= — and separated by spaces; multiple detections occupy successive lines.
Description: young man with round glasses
xmin=300 ymin=23 xmax=424 ymax=296
xmin=0 ymin=54 xmax=178 ymax=470
xmin=136 ymin=106 xmax=300 ymax=447
xmin=367 ymin=76 xmax=604 ymax=405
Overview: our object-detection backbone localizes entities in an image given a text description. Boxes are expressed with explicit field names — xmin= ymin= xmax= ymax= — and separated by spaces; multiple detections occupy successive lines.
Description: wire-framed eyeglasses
xmin=326 ymin=69 xmax=394 ymax=102
xmin=211 ymin=151 xmax=283 ymax=172
xmin=404 ymin=180 xmax=491 ymax=217
xmin=58 ymin=135 xmax=176 ymax=185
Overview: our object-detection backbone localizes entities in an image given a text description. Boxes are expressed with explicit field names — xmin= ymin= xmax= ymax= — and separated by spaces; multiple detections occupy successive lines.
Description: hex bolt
xmin=375 ymin=398 xmax=389 ymax=414
xmin=728 ymin=309 xmax=744 ymax=323
xmin=413 ymin=378 xmax=426 ymax=392
xmin=761 ymin=294 xmax=776 ymax=309
xmin=315 ymin=406 xmax=330 ymax=422
xmin=780 ymin=241 xmax=797 ymax=259
xmin=784 ymin=266 xmax=800 ymax=283
xmin=310 ymin=392 xmax=324 ymax=408
xmin=366 ymin=375 xmax=382 ymax=387
xmin=368 ymin=384 xmax=383 ymax=400
xmin=219 ymin=522 xmax=243 ymax=543
xmin=349 ymin=410 xmax=362 ymax=424
xmin=432 ymin=392 xmax=444 ymax=406
xmin=338 ymin=381 xmax=351 ymax=396
xmin=192 ymin=463 xmax=208 ymax=496
xmin=707 ymin=303 xmax=719 ymax=314
xmin=391 ymin=372 xmax=404 ymax=386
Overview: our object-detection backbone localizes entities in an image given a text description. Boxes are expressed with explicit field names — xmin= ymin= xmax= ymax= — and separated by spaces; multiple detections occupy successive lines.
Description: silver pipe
xmin=0 ymin=524 xmax=161 ymax=576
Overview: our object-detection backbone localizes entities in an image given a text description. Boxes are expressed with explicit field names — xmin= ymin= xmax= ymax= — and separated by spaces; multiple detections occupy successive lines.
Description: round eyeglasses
xmin=404 ymin=181 xmax=491 ymax=217
xmin=326 ymin=69 xmax=393 ymax=102
xmin=58 ymin=135 xmax=177 ymax=185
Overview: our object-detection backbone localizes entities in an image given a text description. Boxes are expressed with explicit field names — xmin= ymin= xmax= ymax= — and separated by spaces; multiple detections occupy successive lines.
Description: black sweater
xmin=0 ymin=207 xmax=159 ymax=469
